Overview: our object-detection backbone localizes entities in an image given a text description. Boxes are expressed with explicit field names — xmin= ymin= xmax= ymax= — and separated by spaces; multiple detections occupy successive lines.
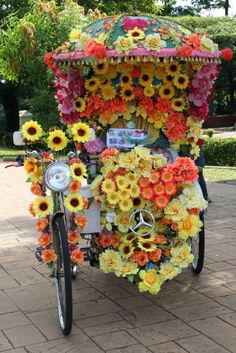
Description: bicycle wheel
xmin=53 ymin=215 xmax=72 ymax=335
xmin=191 ymin=213 xmax=205 ymax=274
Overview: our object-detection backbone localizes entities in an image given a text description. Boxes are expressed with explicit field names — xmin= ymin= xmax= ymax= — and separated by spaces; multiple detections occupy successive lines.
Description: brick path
xmin=1 ymin=162 xmax=236 ymax=353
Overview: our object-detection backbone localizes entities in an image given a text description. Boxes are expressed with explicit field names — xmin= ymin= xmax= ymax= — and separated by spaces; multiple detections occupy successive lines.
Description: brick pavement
xmin=1 ymin=162 xmax=236 ymax=353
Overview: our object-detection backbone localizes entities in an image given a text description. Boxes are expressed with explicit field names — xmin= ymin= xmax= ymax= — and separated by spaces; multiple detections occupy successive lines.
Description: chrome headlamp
xmin=44 ymin=162 xmax=70 ymax=192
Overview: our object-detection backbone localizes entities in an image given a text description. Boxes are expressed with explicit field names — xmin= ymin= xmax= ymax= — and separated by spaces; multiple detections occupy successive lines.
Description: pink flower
xmin=84 ymin=138 xmax=106 ymax=154
xmin=188 ymin=103 xmax=209 ymax=120
xmin=123 ymin=17 xmax=147 ymax=31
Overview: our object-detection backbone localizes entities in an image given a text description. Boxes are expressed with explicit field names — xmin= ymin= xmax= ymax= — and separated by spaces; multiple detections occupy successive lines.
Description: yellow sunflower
xmin=64 ymin=193 xmax=84 ymax=212
xmin=159 ymin=84 xmax=175 ymax=100
xmin=99 ymin=77 xmax=111 ymax=89
xmin=119 ymin=243 xmax=135 ymax=259
xmin=132 ymin=197 xmax=145 ymax=209
xmin=93 ymin=62 xmax=109 ymax=75
xmin=21 ymin=120 xmax=42 ymax=142
xmin=144 ymin=86 xmax=155 ymax=97
xmin=102 ymin=178 xmax=115 ymax=194
xmin=75 ymin=97 xmax=86 ymax=112
xmin=139 ymin=72 xmax=153 ymax=87
xmin=106 ymin=64 xmax=118 ymax=79
xmin=127 ymin=27 xmax=145 ymax=41
xmin=173 ymin=74 xmax=189 ymax=90
xmin=171 ymin=97 xmax=186 ymax=112
xmin=165 ymin=62 xmax=181 ymax=77
xmin=119 ymin=198 xmax=133 ymax=212
xmin=32 ymin=196 xmax=53 ymax=218
xmin=84 ymin=77 xmax=100 ymax=92
xmin=70 ymin=163 xmax=87 ymax=180
xmin=138 ymin=240 xmax=157 ymax=252
xmin=120 ymin=86 xmax=134 ymax=101
xmin=120 ymin=74 xmax=133 ymax=87
xmin=101 ymin=85 xmax=116 ymax=100
xmin=71 ymin=122 xmax=91 ymax=143
xmin=47 ymin=130 xmax=68 ymax=151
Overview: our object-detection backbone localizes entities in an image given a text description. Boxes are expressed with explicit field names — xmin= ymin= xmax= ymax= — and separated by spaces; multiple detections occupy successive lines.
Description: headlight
xmin=44 ymin=162 xmax=70 ymax=191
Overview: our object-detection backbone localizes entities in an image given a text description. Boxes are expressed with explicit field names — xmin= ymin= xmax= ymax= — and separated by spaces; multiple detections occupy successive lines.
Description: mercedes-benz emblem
xmin=129 ymin=209 xmax=155 ymax=236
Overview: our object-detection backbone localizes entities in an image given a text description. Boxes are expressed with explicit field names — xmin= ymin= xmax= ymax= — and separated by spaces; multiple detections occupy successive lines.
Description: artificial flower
xmin=221 ymin=48 xmax=233 ymax=61
xmin=36 ymin=218 xmax=48 ymax=232
xmin=24 ymin=158 xmax=38 ymax=174
xmin=64 ymin=193 xmax=84 ymax=212
xmin=139 ymin=72 xmax=153 ymax=87
xmin=138 ymin=269 xmax=164 ymax=295
xmin=127 ymin=27 xmax=145 ymax=41
xmin=71 ymin=249 xmax=84 ymax=263
xmin=120 ymin=86 xmax=135 ymax=101
xmin=201 ymin=35 xmax=217 ymax=52
xmin=154 ymin=195 xmax=169 ymax=208
xmin=47 ymin=130 xmax=68 ymax=151
xmin=132 ymin=250 xmax=149 ymax=266
xmin=99 ymin=249 xmax=123 ymax=273
xmin=75 ymin=97 xmax=86 ymax=112
xmin=84 ymin=77 xmax=100 ymax=92
xmin=99 ymin=235 xmax=113 ymax=248
xmin=107 ymin=191 xmax=120 ymax=205
xmin=115 ymin=261 xmax=139 ymax=277
xmin=21 ymin=120 xmax=43 ymax=142
xmin=71 ymin=122 xmax=91 ymax=143
xmin=68 ymin=230 xmax=81 ymax=244
xmin=74 ymin=215 xmax=88 ymax=229
xmin=84 ymin=39 xmax=106 ymax=59
xmin=164 ymin=198 xmax=188 ymax=222
xmin=159 ymin=262 xmax=181 ymax=280
xmin=166 ymin=62 xmax=180 ymax=77
xmin=138 ymin=241 xmax=157 ymax=252
xmin=41 ymin=249 xmax=57 ymax=263
xmin=114 ymin=212 xmax=131 ymax=233
xmin=148 ymin=249 xmax=162 ymax=262
xmin=70 ymin=162 xmax=87 ymax=180
xmin=178 ymin=214 xmax=202 ymax=240
xmin=33 ymin=196 xmax=53 ymax=218
xmin=102 ymin=178 xmax=115 ymax=193
xmin=171 ymin=97 xmax=186 ymax=112
xmin=93 ymin=62 xmax=109 ymax=75
xmin=101 ymin=85 xmax=116 ymax=100
xmin=30 ymin=183 xmax=43 ymax=196
xmin=68 ymin=180 xmax=81 ymax=193
xmin=119 ymin=243 xmax=135 ymax=259
xmin=38 ymin=233 xmax=52 ymax=248
xmin=143 ymin=33 xmax=166 ymax=51
xmin=153 ymin=183 xmax=165 ymax=195
xmin=170 ymin=243 xmax=194 ymax=268
xmin=159 ymin=84 xmax=175 ymax=99
xmin=119 ymin=198 xmax=133 ymax=212
xmin=115 ymin=36 xmax=136 ymax=54
xmin=173 ymin=74 xmax=189 ymax=89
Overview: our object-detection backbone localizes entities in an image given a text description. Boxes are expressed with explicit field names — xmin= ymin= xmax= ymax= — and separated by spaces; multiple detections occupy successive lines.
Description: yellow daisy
xmin=165 ymin=62 xmax=181 ymax=77
xmin=116 ymin=175 xmax=129 ymax=190
xmin=139 ymin=72 xmax=153 ymax=87
xmin=21 ymin=120 xmax=42 ymax=142
xmin=102 ymin=178 xmax=115 ymax=194
xmin=32 ymin=196 xmax=53 ymax=218
xmin=118 ymin=189 xmax=131 ymax=200
xmin=93 ymin=62 xmax=109 ymax=75
xmin=84 ymin=77 xmax=100 ymax=92
xmin=144 ymin=86 xmax=155 ymax=97
xmin=70 ymin=163 xmax=87 ymax=180
xmin=119 ymin=198 xmax=133 ymax=212
xmin=64 ymin=193 xmax=84 ymax=212
xmin=120 ymin=86 xmax=134 ymax=101
xmin=75 ymin=97 xmax=86 ymax=112
xmin=71 ymin=122 xmax=91 ymax=143
xmin=171 ymin=97 xmax=186 ymax=112
xmin=47 ymin=130 xmax=68 ymax=151
xmin=127 ymin=27 xmax=145 ymax=41
xmin=173 ymin=74 xmax=189 ymax=90
xmin=159 ymin=84 xmax=175 ymax=100
xmin=129 ymin=184 xmax=140 ymax=198
xmin=107 ymin=191 xmax=120 ymax=205
xmin=126 ymin=172 xmax=137 ymax=184
xmin=101 ymin=85 xmax=116 ymax=100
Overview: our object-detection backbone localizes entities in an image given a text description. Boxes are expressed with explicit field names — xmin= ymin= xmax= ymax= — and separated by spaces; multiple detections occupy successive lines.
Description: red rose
xmin=179 ymin=45 xmax=193 ymax=58
xmin=221 ymin=48 xmax=233 ymax=61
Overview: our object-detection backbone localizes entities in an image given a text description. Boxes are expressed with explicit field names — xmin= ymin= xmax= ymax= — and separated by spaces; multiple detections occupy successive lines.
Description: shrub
xmin=206 ymin=129 xmax=214 ymax=138
xmin=203 ymin=138 xmax=236 ymax=166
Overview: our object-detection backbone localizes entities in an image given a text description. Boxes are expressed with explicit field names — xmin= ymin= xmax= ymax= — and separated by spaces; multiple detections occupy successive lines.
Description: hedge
xmin=203 ymin=138 xmax=236 ymax=167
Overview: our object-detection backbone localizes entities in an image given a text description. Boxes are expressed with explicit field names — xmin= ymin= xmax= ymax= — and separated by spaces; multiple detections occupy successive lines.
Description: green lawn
xmin=0 ymin=147 xmax=25 ymax=157
xmin=204 ymin=166 xmax=236 ymax=182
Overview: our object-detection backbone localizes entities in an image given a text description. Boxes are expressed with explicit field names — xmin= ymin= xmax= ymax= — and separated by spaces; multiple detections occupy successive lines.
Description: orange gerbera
xmin=38 ymin=233 xmax=52 ymax=248
xmin=68 ymin=230 xmax=81 ymax=244
xmin=74 ymin=215 xmax=88 ymax=229
xmin=41 ymin=249 xmax=57 ymax=263
xmin=161 ymin=170 xmax=173 ymax=183
xmin=100 ymin=235 xmax=113 ymax=248
xmin=141 ymin=186 xmax=154 ymax=200
xmin=71 ymin=249 xmax=84 ymax=263
xmin=24 ymin=158 xmax=38 ymax=173
xmin=149 ymin=171 xmax=160 ymax=184
xmin=138 ymin=176 xmax=150 ymax=188
xmin=148 ymin=249 xmax=162 ymax=262
xmin=164 ymin=182 xmax=177 ymax=196
xmin=154 ymin=195 xmax=169 ymax=208
xmin=153 ymin=183 xmax=165 ymax=195
xmin=36 ymin=218 xmax=48 ymax=232
xmin=30 ymin=183 xmax=43 ymax=196
xmin=154 ymin=234 xmax=168 ymax=244
xmin=136 ymin=251 xmax=149 ymax=266
xmin=68 ymin=180 xmax=81 ymax=193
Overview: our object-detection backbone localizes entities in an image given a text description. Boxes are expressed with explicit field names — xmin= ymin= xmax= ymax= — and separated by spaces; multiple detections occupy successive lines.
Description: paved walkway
xmin=1 ymin=163 xmax=236 ymax=353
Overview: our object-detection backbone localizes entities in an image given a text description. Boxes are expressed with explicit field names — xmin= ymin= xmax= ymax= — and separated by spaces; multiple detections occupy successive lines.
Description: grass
xmin=0 ymin=147 xmax=25 ymax=157
xmin=204 ymin=166 xmax=236 ymax=182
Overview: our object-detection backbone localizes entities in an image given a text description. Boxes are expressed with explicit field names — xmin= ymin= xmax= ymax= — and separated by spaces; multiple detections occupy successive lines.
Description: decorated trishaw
xmin=18 ymin=14 xmax=233 ymax=335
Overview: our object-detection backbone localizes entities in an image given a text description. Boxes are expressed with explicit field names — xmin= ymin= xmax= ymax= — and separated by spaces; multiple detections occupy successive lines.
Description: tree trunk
xmin=2 ymin=83 xmax=19 ymax=132
xmin=225 ymin=0 xmax=229 ymax=15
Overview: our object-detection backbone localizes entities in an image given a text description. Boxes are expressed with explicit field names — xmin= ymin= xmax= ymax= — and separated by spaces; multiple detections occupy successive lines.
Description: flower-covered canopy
xmin=52 ymin=15 xmax=221 ymax=64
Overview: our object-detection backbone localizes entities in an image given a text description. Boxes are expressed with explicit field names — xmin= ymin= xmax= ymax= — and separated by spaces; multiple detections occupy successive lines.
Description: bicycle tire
xmin=191 ymin=213 xmax=205 ymax=274
xmin=53 ymin=215 xmax=73 ymax=335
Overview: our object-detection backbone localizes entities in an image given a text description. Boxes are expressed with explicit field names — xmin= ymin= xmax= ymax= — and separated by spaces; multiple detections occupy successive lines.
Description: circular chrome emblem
xmin=129 ymin=209 xmax=155 ymax=236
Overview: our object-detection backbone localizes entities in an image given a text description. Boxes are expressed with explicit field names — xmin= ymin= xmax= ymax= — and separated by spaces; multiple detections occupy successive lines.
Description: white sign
xmin=106 ymin=128 xmax=147 ymax=149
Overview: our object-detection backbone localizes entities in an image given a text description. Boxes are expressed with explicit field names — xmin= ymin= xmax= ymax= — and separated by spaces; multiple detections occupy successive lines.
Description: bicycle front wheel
xmin=191 ymin=213 xmax=205 ymax=274
xmin=53 ymin=214 xmax=72 ymax=335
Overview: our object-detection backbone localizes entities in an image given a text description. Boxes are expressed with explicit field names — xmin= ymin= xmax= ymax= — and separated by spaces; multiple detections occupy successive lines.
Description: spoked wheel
xmin=191 ymin=213 xmax=205 ymax=274
xmin=53 ymin=215 xmax=72 ymax=335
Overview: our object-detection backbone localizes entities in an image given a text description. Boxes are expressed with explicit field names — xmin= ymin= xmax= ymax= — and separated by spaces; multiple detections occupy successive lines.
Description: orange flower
xmin=42 ymin=152 xmax=54 ymax=163
xmin=162 ymin=248 xmax=171 ymax=257
xmin=100 ymin=235 xmax=112 ymax=248
xmin=149 ymin=171 xmax=160 ymax=184
xmin=154 ymin=195 xmax=169 ymax=208
xmin=24 ymin=158 xmax=38 ymax=173
xmin=188 ymin=208 xmax=200 ymax=215
xmin=68 ymin=180 xmax=81 ymax=193
xmin=95 ymin=236 xmax=101 ymax=246
xmin=82 ymin=197 xmax=89 ymax=209
xmin=169 ymin=157 xmax=198 ymax=182
xmin=185 ymin=34 xmax=202 ymax=50
xmin=31 ymin=183 xmax=43 ymax=196
xmin=84 ymin=40 xmax=107 ymax=59
xmin=71 ymin=249 xmax=84 ymax=263
xmin=74 ymin=215 xmax=88 ymax=229
xmin=41 ymin=249 xmax=57 ymax=263
xmin=68 ymin=157 xmax=82 ymax=165
xmin=155 ymin=97 xmax=172 ymax=113
xmin=153 ymin=183 xmax=165 ymax=195
xmin=141 ymin=186 xmax=154 ymax=200
xmin=179 ymin=44 xmax=193 ymax=58
xmin=101 ymin=148 xmax=118 ymax=162
xmin=68 ymin=230 xmax=81 ymax=244
xmin=164 ymin=182 xmax=177 ymax=196
xmin=161 ymin=170 xmax=173 ymax=183
xmin=38 ymin=233 xmax=52 ymax=247
xmin=154 ymin=234 xmax=168 ymax=245
xmin=148 ymin=249 xmax=162 ymax=262
xmin=133 ymin=86 xmax=143 ymax=97
xmin=136 ymin=251 xmax=149 ymax=266
xmin=131 ymin=67 xmax=141 ymax=78
xmin=111 ymin=234 xmax=120 ymax=248
xmin=138 ymin=176 xmax=150 ymax=188
xmin=36 ymin=218 xmax=48 ymax=232
xmin=29 ymin=203 xmax=36 ymax=217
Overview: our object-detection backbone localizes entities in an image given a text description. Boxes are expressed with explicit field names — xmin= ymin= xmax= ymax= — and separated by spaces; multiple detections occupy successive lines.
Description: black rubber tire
xmin=191 ymin=213 xmax=205 ymax=274
xmin=53 ymin=215 xmax=73 ymax=335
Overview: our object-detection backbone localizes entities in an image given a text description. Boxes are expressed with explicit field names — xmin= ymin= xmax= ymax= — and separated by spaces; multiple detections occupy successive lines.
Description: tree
xmin=160 ymin=0 xmax=198 ymax=16
xmin=191 ymin=0 xmax=230 ymax=16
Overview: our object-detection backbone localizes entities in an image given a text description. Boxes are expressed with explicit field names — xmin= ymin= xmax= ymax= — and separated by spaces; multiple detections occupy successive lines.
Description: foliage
xmin=192 ymin=0 xmax=230 ymax=15
xmin=203 ymin=137 xmax=236 ymax=166
xmin=206 ymin=128 xmax=214 ymax=138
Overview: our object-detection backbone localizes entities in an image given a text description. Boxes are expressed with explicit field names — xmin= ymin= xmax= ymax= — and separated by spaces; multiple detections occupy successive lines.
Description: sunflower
xmin=165 ymin=62 xmax=181 ymax=77
xmin=70 ymin=162 xmax=87 ymax=180
xmin=64 ymin=193 xmax=84 ymax=212
xmin=101 ymin=85 xmax=116 ymax=100
xmin=99 ymin=77 xmax=111 ymax=89
xmin=132 ymin=197 xmax=145 ymax=209
xmin=84 ymin=77 xmax=100 ymax=92
xmin=144 ymin=86 xmax=155 ymax=97
xmin=71 ymin=122 xmax=91 ymax=143
xmin=139 ymin=72 xmax=153 ymax=87
xmin=119 ymin=198 xmax=133 ymax=212
xmin=33 ymin=196 xmax=53 ymax=218
xmin=106 ymin=64 xmax=118 ymax=79
xmin=21 ymin=120 xmax=42 ymax=142
xmin=93 ymin=62 xmax=109 ymax=75
xmin=159 ymin=84 xmax=175 ymax=100
xmin=127 ymin=27 xmax=145 ymax=41
xmin=171 ymin=97 xmax=186 ymax=112
xmin=75 ymin=97 xmax=86 ymax=112
xmin=173 ymin=74 xmax=189 ymax=89
xmin=102 ymin=178 xmax=115 ymax=193
xmin=107 ymin=191 xmax=120 ymax=205
xmin=119 ymin=243 xmax=135 ymax=259
xmin=47 ymin=130 xmax=68 ymax=151
xmin=120 ymin=86 xmax=134 ymax=101
xmin=120 ymin=74 xmax=132 ymax=87
xmin=138 ymin=240 xmax=157 ymax=252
